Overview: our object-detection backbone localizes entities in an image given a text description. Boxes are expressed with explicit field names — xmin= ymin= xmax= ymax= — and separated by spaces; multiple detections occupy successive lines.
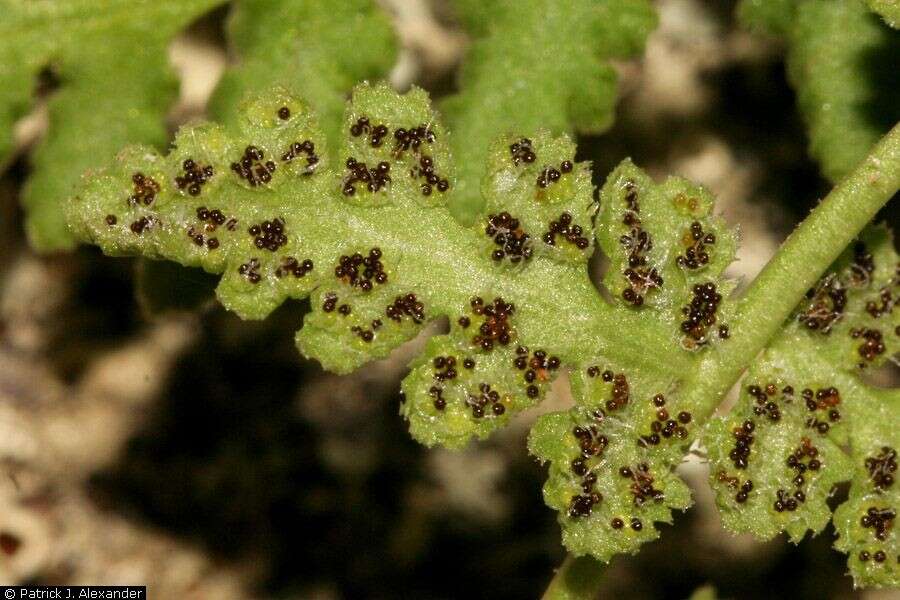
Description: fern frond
xmin=706 ymin=226 xmax=900 ymax=587
xmin=0 ymin=0 xmax=225 ymax=250
xmin=440 ymin=0 xmax=657 ymax=222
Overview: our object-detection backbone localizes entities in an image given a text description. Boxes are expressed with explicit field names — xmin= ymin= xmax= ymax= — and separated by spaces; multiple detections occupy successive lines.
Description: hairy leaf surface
xmin=133 ymin=0 xmax=397 ymax=314
xmin=706 ymin=226 xmax=900 ymax=587
xmin=66 ymin=83 xmax=746 ymax=562
xmin=208 ymin=0 xmax=396 ymax=152
xmin=441 ymin=0 xmax=657 ymax=222
xmin=529 ymin=159 xmax=738 ymax=560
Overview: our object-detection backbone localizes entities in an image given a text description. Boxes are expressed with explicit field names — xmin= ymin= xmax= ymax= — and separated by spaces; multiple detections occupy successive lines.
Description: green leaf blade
xmin=2 ymin=0 xmax=225 ymax=251
xmin=208 ymin=0 xmax=397 ymax=151
xmin=706 ymin=224 xmax=900 ymax=587
xmin=737 ymin=0 xmax=900 ymax=182
xmin=441 ymin=0 xmax=657 ymax=222
xmin=867 ymin=0 xmax=900 ymax=28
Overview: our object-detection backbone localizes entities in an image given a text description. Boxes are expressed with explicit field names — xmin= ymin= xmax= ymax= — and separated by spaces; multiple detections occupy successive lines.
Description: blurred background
xmin=0 ymin=0 xmax=898 ymax=598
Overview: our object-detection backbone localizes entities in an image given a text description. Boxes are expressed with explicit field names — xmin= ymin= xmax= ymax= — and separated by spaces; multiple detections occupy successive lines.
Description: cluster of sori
xmin=676 ymin=220 xmax=716 ymax=270
xmin=485 ymin=212 xmax=532 ymax=264
xmin=175 ymin=159 xmax=214 ymax=196
xmin=680 ymin=282 xmax=727 ymax=348
xmin=347 ymin=115 xmax=449 ymax=198
xmin=230 ymin=145 xmax=277 ymax=186
xmin=617 ymin=180 xmax=662 ymax=306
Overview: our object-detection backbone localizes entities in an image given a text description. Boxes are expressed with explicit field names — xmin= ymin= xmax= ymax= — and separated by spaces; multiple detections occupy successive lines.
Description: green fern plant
xmin=1 ymin=0 xmax=652 ymax=252
xmin=440 ymin=0 xmax=656 ymax=222
xmin=133 ymin=0 xmax=397 ymax=311
xmin=0 ymin=0 xmax=396 ymax=252
xmin=0 ymin=0 xmax=225 ymax=250
xmin=62 ymin=80 xmax=900 ymax=591
xmin=3 ymin=0 xmax=900 ymax=595
xmin=739 ymin=0 xmax=900 ymax=182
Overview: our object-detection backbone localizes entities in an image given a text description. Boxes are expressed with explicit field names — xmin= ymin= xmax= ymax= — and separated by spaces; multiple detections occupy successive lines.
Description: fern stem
xmin=685 ymin=121 xmax=900 ymax=417
xmin=541 ymin=555 xmax=605 ymax=600
xmin=543 ymin=121 xmax=900 ymax=600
